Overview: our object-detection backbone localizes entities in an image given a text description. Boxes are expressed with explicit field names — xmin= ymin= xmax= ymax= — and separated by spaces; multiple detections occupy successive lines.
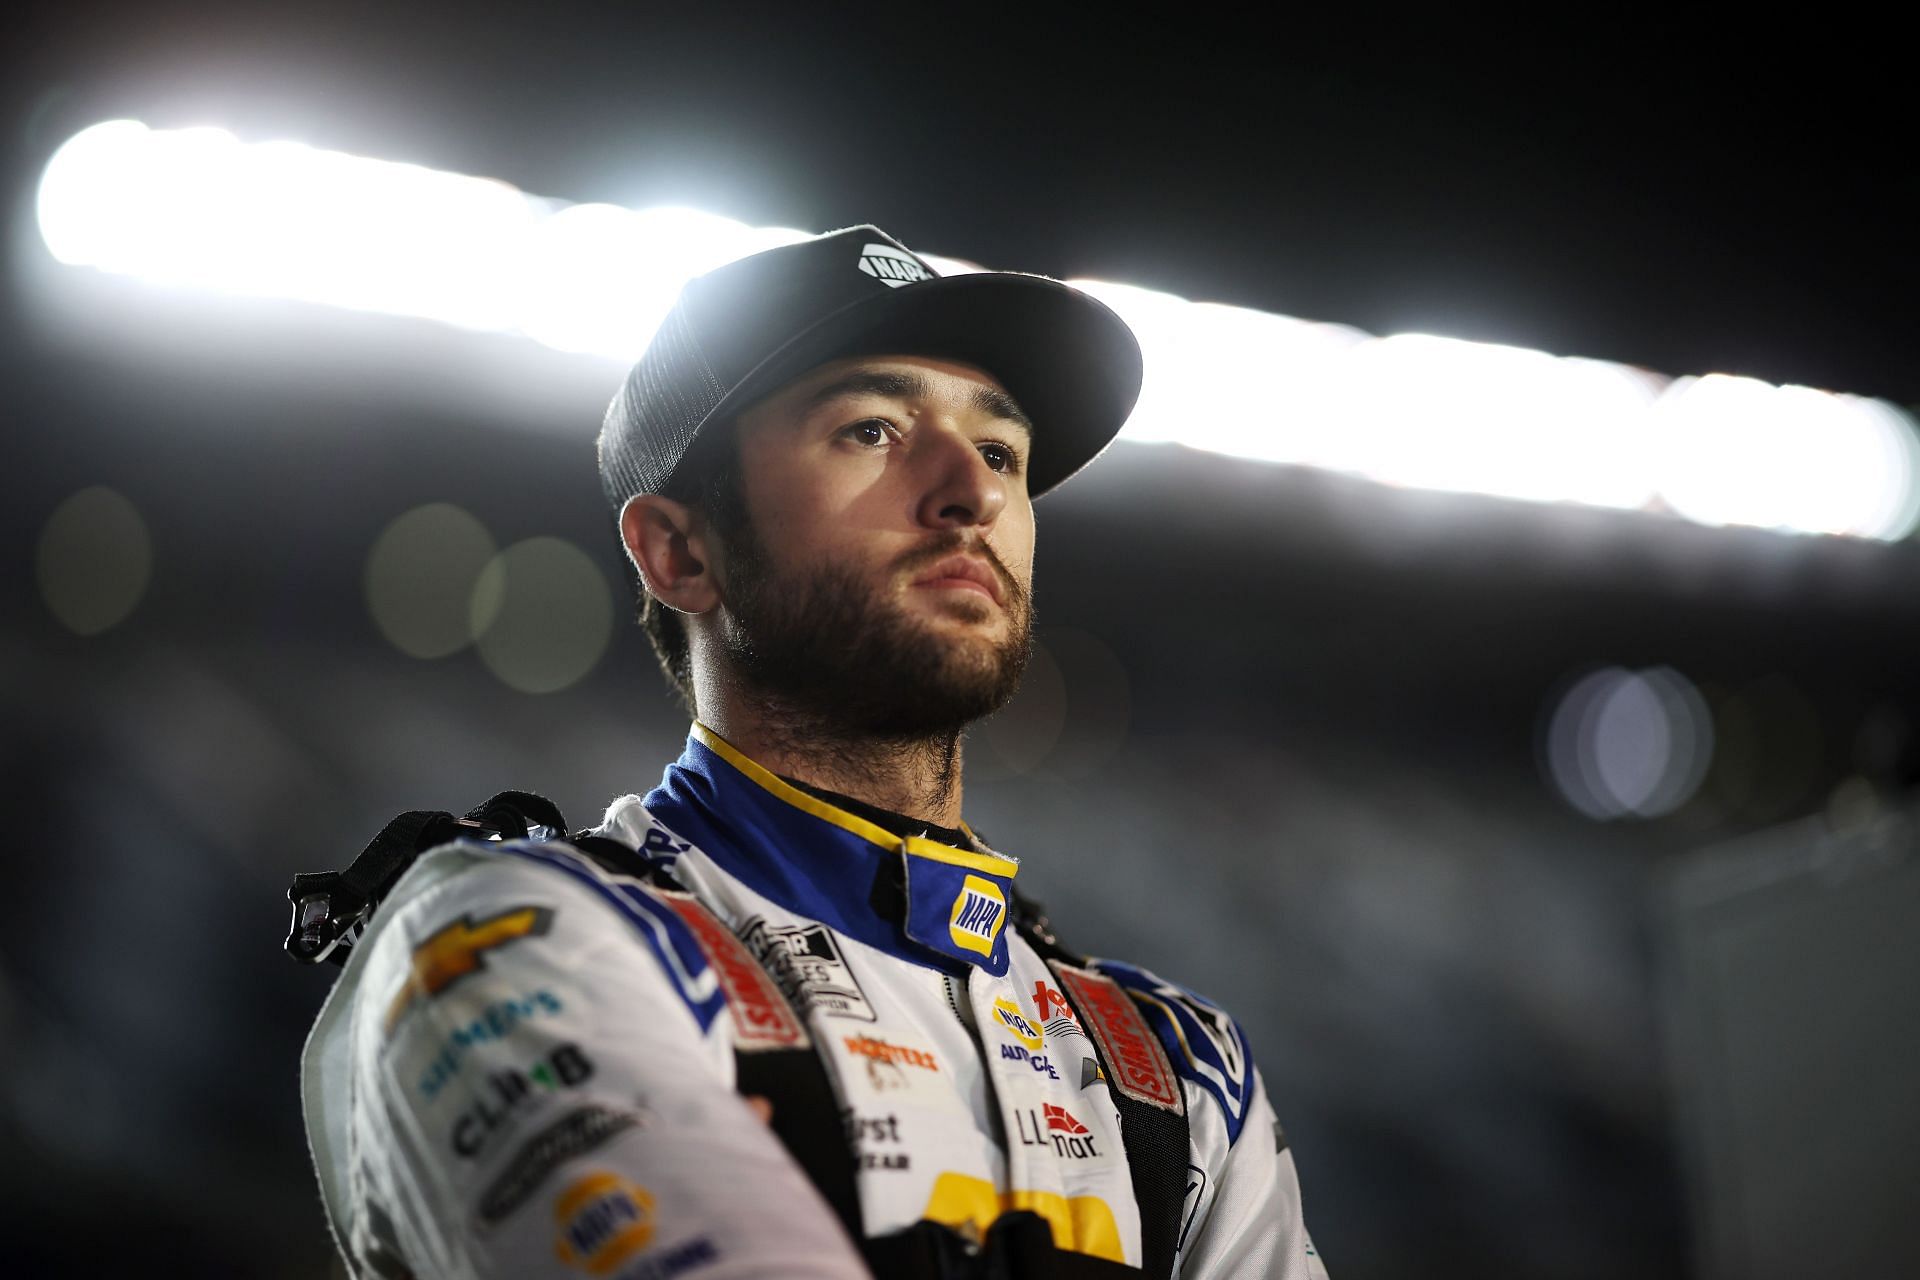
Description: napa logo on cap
xmin=948 ymin=875 xmax=1006 ymax=956
xmin=859 ymin=242 xmax=935 ymax=288
xmin=992 ymin=997 xmax=1044 ymax=1051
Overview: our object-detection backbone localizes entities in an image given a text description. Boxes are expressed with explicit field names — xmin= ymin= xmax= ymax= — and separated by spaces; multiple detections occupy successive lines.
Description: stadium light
xmin=35 ymin=118 xmax=1920 ymax=541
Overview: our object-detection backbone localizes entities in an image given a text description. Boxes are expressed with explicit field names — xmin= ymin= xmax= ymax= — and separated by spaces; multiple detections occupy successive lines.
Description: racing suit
xmin=301 ymin=724 xmax=1327 ymax=1278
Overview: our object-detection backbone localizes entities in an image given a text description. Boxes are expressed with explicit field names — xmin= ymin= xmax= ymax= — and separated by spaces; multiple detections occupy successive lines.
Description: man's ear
xmin=619 ymin=494 xmax=721 ymax=614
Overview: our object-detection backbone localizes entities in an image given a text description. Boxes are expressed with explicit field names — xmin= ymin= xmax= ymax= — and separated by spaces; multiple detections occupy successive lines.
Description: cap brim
xmin=697 ymin=272 xmax=1143 ymax=498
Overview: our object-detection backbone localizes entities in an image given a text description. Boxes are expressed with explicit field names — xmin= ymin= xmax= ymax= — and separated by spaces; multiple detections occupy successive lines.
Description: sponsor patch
xmin=843 ymin=1034 xmax=940 ymax=1073
xmin=1096 ymin=960 xmax=1253 ymax=1138
xmin=948 ymin=877 xmax=1007 ymax=957
xmin=1014 ymin=1105 xmax=1104 ymax=1161
xmin=413 ymin=990 xmax=565 ymax=1097
xmin=656 ymin=891 xmax=807 ymax=1052
xmin=1050 ymin=962 xmax=1184 ymax=1114
xmin=737 ymin=917 xmax=875 ymax=1021
xmin=991 ymin=997 xmax=1044 ymax=1051
xmin=1032 ymin=980 xmax=1075 ymax=1023
xmin=553 ymin=1172 xmax=654 ymax=1273
xmin=450 ymin=1044 xmax=595 ymax=1158
xmin=839 ymin=1031 xmax=953 ymax=1107
xmin=386 ymin=906 xmax=553 ymax=1032
xmin=858 ymin=242 xmax=935 ymax=288
xmin=843 ymin=1109 xmax=911 ymax=1172
xmin=479 ymin=1105 xmax=645 ymax=1225
xmin=998 ymin=1042 xmax=1061 ymax=1080
xmin=1177 ymin=1164 xmax=1209 ymax=1252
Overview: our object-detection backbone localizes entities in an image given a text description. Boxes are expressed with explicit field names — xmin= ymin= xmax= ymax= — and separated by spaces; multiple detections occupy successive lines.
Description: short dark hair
xmin=628 ymin=430 xmax=747 ymax=717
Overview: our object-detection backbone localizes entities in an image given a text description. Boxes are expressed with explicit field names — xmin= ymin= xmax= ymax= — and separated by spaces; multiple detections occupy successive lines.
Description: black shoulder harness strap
xmin=1011 ymin=894 xmax=1192 ymax=1280
xmin=286 ymin=799 xmax=1190 ymax=1279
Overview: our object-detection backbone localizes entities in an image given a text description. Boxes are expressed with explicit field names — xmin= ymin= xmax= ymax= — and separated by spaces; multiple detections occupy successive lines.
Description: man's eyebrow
xmin=800 ymin=368 xmax=1034 ymax=435
xmin=970 ymin=385 xmax=1034 ymax=436
xmin=801 ymin=369 xmax=930 ymax=414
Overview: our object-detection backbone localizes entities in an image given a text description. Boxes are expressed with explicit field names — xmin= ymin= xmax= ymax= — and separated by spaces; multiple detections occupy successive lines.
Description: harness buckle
xmin=285 ymin=871 xmax=366 ymax=967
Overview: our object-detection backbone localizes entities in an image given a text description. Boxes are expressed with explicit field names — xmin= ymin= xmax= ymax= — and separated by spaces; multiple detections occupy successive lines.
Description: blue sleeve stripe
xmin=1095 ymin=959 xmax=1256 ymax=1144
xmin=494 ymin=841 xmax=726 ymax=1032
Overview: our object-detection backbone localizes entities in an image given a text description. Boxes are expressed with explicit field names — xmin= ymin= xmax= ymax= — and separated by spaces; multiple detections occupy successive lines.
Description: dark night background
xmin=3 ymin=7 xmax=1916 ymax=1278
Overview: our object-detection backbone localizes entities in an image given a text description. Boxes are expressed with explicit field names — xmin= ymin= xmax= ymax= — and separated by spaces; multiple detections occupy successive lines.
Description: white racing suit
xmin=302 ymin=724 xmax=1328 ymax=1279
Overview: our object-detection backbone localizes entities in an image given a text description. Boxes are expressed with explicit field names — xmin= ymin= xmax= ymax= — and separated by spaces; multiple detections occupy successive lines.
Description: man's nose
xmin=914 ymin=426 xmax=1007 ymax=530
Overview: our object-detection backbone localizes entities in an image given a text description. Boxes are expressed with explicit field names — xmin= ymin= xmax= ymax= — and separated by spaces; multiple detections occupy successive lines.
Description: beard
xmin=716 ymin=524 xmax=1032 ymax=740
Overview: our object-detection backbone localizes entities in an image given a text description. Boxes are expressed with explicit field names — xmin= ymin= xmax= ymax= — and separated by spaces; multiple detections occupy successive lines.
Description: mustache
xmin=892 ymin=533 xmax=1025 ymax=606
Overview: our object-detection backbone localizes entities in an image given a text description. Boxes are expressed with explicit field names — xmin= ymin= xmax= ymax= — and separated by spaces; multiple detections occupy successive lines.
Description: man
xmin=300 ymin=226 xmax=1326 ymax=1278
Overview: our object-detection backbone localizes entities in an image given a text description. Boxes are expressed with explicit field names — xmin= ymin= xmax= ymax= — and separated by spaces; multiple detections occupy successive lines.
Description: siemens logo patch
xmin=415 ymin=990 xmax=564 ymax=1099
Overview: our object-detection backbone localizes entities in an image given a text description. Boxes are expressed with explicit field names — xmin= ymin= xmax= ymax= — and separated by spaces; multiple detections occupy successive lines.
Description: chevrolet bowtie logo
xmin=384 ymin=905 xmax=553 ymax=1032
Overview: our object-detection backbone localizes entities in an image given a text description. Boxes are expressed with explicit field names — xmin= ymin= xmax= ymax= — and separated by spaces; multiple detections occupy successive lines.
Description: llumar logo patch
xmin=948 ymin=876 xmax=1006 ymax=957
xmin=386 ymin=906 xmax=552 ymax=1032
xmin=858 ymin=242 xmax=934 ymax=288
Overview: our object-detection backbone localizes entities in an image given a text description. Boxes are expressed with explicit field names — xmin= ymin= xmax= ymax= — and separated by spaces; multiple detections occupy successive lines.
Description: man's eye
xmin=979 ymin=442 xmax=1021 ymax=474
xmin=841 ymin=419 xmax=892 ymax=446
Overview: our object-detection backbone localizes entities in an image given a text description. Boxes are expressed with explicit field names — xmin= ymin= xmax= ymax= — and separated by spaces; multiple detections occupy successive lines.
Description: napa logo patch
xmin=992 ymin=997 xmax=1044 ymax=1052
xmin=858 ymin=242 xmax=935 ymax=288
xmin=552 ymin=1172 xmax=653 ymax=1273
xmin=948 ymin=876 xmax=1006 ymax=956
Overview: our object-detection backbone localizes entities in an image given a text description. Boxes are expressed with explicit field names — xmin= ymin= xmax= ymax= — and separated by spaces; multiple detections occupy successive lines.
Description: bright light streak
xmin=35 ymin=119 xmax=1920 ymax=541
xmin=39 ymin=120 xmax=540 ymax=329
xmin=1652 ymin=375 xmax=1920 ymax=539
xmin=514 ymin=204 xmax=807 ymax=359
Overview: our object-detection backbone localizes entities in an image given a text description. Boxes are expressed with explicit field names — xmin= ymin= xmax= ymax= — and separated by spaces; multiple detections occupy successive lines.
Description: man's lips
xmin=910 ymin=555 xmax=1006 ymax=605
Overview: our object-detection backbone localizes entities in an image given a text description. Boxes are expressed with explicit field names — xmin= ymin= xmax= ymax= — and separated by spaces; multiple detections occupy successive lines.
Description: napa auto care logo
xmin=552 ymin=1172 xmax=653 ymax=1273
xmin=858 ymin=242 xmax=935 ymax=288
xmin=948 ymin=876 xmax=1006 ymax=956
xmin=992 ymin=997 xmax=1044 ymax=1052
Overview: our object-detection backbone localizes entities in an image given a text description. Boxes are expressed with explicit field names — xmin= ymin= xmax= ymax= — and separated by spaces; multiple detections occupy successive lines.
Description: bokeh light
xmin=364 ymin=503 xmax=498 ymax=658
xmin=975 ymin=638 xmax=1067 ymax=775
xmin=35 ymin=486 xmax=153 ymax=636
xmin=468 ymin=537 xmax=614 ymax=694
xmin=1544 ymin=666 xmax=1714 ymax=820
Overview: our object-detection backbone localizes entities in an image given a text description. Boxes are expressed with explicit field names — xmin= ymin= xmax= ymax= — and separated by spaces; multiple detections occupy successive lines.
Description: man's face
xmin=710 ymin=354 xmax=1037 ymax=737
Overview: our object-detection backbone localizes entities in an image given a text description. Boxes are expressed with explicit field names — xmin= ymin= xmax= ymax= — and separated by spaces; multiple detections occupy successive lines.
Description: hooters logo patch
xmin=1050 ymin=961 xmax=1184 ymax=1114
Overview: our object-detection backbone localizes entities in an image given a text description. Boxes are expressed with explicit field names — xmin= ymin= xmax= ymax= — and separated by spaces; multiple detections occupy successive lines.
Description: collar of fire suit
xmin=640 ymin=723 xmax=1021 ymax=977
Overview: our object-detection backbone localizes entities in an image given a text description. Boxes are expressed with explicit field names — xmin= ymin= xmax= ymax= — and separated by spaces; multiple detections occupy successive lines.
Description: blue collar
xmin=642 ymin=724 xmax=1020 ymax=977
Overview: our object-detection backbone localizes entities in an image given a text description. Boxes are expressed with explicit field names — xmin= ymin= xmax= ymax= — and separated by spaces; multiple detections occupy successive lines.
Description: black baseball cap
xmin=597 ymin=225 xmax=1143 ymax=507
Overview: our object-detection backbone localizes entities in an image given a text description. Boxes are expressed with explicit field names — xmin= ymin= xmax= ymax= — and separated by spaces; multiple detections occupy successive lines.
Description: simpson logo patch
xmin=385 ymin=906 xmax=552 ymax=1033
xmin=948 ymin=876 xmax=1007 ymax=956
xmin=1050 ymin=961 xmax=1184 ymax=1114
xmin=858 ymin=242 xmax=935 ymax=288
xmin=656 ymin=890 xmax=807 ymax=1053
